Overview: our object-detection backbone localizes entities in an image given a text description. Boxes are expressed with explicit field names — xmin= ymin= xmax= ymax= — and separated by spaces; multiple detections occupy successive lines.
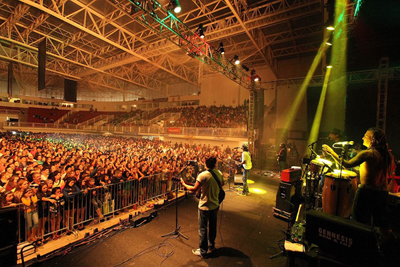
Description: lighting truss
xmin=107 ymin=0 xmax=252 ymax=88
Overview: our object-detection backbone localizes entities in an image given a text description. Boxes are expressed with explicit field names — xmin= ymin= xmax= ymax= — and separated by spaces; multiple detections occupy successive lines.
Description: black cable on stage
xmin=112 ymin=238 xmax=175 ymax=267
xmin=37 ymin=220 xmax=132 ymax=264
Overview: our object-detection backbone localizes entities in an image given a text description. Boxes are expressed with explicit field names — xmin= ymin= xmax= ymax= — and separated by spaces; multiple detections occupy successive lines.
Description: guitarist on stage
xmin=239 ymin=143 xmax=252 ymax=196
xmin=180 ymin=156 xmax=223 ymax=258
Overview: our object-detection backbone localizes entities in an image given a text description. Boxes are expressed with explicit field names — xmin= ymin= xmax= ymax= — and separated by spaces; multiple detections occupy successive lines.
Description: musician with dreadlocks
xmin=323 ymin=127 xmax=395 ymax=227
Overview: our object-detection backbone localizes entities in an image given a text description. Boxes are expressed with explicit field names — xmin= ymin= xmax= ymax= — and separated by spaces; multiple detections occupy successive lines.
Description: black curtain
xmin=64 ymin=79 xmax=77 ymax=103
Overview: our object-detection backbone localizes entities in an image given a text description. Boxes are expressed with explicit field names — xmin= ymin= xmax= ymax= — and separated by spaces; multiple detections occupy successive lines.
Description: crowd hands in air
xmin=106 ymin=105 xmax=247 ymax=128
xmin=0 ymin=132 xmax=240 ymax=244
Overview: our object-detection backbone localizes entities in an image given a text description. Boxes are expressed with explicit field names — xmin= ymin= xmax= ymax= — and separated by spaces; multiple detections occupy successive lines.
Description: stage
xmin=25 ymin=170 xmax=290 ymax=267
xmin=24 ymin=170 xmax=400 ymax=267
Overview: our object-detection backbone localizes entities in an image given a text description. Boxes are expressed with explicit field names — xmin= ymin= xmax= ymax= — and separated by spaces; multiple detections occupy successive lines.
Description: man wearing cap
xmin=239 ymin=143 xmax=252 ymax=196
xmin=323 ymin=128 xmax=344 ymax=169
xmin=328 ymin=128 xmax=341 ymax=143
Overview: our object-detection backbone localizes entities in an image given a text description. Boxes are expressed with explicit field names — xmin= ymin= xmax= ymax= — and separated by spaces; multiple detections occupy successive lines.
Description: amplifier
xmin=306 ymin=210 xmax=378 ymax=266
xmin=281 ymin=168 xmax=301 ymax=182
xmin=234 ymin=174 xmax=243 ymax=185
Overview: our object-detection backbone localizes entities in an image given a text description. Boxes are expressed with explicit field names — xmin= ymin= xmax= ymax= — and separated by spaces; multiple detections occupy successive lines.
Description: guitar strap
xmin=208 ymin=169 xmax=222 ymax=189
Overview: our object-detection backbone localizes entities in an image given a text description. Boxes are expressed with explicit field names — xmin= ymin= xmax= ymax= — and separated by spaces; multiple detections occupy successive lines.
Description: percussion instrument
xmin=322 ymin=170 xmax=358 ymax=218
xmin=310 ymin=158 xmax=332 ymax=176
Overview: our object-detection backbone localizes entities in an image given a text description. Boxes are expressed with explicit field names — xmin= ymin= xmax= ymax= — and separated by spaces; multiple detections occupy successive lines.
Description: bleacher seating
xmin=27 ymin=107 xmax=70 ymax=123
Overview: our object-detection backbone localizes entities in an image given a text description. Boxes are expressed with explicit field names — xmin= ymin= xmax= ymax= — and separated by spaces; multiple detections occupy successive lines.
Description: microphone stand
xmin=225 ymin=159 xmax=235 ymax=192
xmin=304 ymin=141 xmax=319 ymax=208
xmin=161 ymin=164 xmax=190 ymax=240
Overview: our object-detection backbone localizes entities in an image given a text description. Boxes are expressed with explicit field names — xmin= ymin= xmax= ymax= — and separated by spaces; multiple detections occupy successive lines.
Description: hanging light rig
xmin=106 ymin=0 xmax=253 ymax=89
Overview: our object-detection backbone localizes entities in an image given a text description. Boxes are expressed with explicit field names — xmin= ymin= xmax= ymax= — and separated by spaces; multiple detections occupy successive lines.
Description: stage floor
xmin=29 ymin=170 xmax=290 ymax=267
xmin=25 ymin=170 xmax=400 ymax=267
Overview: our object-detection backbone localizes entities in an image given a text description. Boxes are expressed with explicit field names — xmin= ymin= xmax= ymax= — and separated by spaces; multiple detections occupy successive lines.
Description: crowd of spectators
xmin=0 ymin=132 xmax=240 ymax=244
xmin=105 ymin=105 xmax=247 ymax=129
xmin=166 ymin=105 xmax=247 ymax=128
xmin=106 ymin=109 xmax=143 ymax=126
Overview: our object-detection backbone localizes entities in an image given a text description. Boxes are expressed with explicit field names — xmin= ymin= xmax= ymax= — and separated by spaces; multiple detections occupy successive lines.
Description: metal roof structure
xmin=0 ymin=0 xmax=330 ymax=100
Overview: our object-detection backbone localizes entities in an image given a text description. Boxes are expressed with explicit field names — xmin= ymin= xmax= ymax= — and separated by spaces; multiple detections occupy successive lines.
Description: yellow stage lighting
xmin=249 ymin=188 xmax=267 ymax=195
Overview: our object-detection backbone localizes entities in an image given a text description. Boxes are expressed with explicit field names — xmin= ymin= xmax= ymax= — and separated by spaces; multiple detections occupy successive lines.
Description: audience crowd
xmin=106 ymin=105 xmax=247 ymax=128
xmin=0 ymin=132 xmax=239 ymax=244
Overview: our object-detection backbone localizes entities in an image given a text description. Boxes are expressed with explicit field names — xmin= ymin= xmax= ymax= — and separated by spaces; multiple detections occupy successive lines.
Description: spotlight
xmin=234 ymin=55 xmax=240 ymax=65
xmin=219 ymin=42 xmax=224 ymax=54
xmin=326 ymin=26 xmax=335 ymax=31
xmin=326 ymin=65 xmax=333 ymax=69
xmin=197 ymin=24 xmax=204 ymax=38
xmin=170 ymin=0 xmax=181 ymax=13
xmin=251 ymin=69 xmax=260 ymax=82
xmin=326 ymin=42 xmax=332 ymax=46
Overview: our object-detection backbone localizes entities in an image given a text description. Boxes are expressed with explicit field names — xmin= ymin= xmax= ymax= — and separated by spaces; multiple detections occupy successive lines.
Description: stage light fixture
xmin=242 ymin=64 xmax=249 ymax=72
xmin=251 ymin=69 xmax=260 ymax=81
xmin=326 ymin=26 xmax=335 ymax=30
xmin=327 ymin=65 xmax=333 ymax=68
xmin=170 ymin=0 xmax=181 ymax=13
xmin=326 ymin=42 xmax=332 ymax=46
xmin=219 ymin=42 xmax=225 ymax=54
xmin=197 ymin=24 xmax=204 ymax=38
xmin=234 ymin=55 xmax=240 ymax=65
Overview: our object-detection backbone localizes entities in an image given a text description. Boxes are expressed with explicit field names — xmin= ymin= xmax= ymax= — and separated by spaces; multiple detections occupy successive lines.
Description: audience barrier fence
xmin=3 ymin=122 xmax=248 ymax=138
xmin=7 ymin=160 xmax=235 ymax=247
xmin=10 ymin=172 xmax=180 ymax=245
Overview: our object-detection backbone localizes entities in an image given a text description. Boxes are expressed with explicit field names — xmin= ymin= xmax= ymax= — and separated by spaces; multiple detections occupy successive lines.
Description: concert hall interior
xmin=0 ymin=0 xmax=400 ymax=267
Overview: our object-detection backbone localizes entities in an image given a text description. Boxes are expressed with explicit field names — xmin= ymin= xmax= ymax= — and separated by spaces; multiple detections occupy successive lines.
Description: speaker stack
xmin=0 ymin=207 xmax=18 ymax=267
xmin=273 ymin=168 xmax=302 ymax=221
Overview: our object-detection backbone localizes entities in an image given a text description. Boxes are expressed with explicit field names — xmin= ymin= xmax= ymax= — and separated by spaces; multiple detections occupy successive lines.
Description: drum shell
xmin=322 ymin=173 xmax=357 ymax=218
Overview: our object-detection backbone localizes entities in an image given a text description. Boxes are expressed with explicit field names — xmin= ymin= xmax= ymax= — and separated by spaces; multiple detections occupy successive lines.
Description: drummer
xmin=322 ymin=127 xmax=395 ymax=229
xmin=322 ymin=128 xmax=346 ymax=169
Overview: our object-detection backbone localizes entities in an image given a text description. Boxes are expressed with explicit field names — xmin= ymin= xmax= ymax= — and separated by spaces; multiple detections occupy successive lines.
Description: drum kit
xmin=303 ymin=156 xmax=358 ymax=218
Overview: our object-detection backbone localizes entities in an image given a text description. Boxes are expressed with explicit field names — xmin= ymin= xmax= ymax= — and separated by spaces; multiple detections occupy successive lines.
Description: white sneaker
xmin=192 ymin=248 xmax=205 ymax=258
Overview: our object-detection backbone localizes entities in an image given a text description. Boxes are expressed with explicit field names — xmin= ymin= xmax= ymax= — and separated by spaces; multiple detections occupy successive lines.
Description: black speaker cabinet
xmin=306 ymin=210 xmax=379 ymax=266
xmin=275 ymin=180 xmax=302 ymax=214
xmin=0 ymin=207 xmax=18 ymax=267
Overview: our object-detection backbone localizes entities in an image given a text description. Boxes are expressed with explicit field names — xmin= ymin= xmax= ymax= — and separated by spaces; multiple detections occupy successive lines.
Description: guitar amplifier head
xmin=281 ymin=168 xmax=301 ymax=182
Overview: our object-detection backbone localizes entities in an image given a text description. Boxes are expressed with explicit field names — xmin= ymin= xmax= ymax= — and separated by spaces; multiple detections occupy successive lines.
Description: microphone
xmin=333 ymin=141 xmax=354 ymax=147
xmin=233 ymin=147 xmax=240 ymax=149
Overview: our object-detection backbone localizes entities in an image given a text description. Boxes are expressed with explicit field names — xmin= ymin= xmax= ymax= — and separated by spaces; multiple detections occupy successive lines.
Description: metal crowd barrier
xmin=12 ymin=172 xmax=180 ymax=244
xmin=8 ymin=166 xmax=234 ymax=246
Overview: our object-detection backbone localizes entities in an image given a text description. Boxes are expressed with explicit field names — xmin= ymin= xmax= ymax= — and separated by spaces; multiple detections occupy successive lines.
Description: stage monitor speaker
xmin=0 ymin=207 xmax=18 ymax=267
xmin=234 ymin=174 xmax=243 ymax=185
xmin=64 ymin=78 xmax=77 ymax=103
xmin=306 ymin=210 xmax=379 ymax=266
xmin=38 ymin=39 xmax=46 ymax=91
xmin=275 ymin=180 xmax=302 ymax=214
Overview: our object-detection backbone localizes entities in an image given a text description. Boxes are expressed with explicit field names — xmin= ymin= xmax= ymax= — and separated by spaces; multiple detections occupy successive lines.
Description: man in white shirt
xmin=239 ymin=143 xmax=252 ymax=196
